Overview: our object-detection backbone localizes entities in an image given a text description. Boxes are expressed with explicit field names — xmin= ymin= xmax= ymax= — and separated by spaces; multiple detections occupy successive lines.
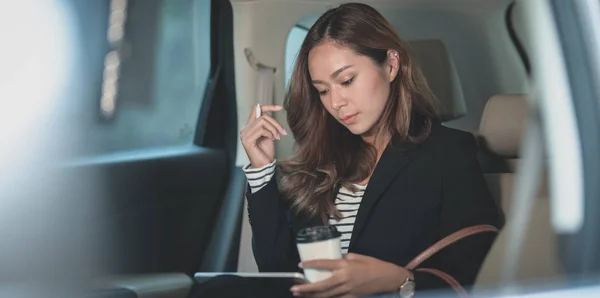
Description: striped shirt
xmin=244 ymin=160 xmax=366 ymax=254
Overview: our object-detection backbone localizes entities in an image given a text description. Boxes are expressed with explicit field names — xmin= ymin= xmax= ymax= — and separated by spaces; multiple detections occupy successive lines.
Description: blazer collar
xmin=347 ymin=135 xmax=421 ymax=250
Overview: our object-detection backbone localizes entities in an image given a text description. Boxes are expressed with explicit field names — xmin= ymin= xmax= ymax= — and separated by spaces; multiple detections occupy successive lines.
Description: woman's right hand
xmin=240 ymin=104 xmax=288 ymax=169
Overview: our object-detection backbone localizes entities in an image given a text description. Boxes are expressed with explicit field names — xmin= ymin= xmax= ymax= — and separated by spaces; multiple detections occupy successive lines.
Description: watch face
xmin=399 ymin=281 xmax=416 ymax=297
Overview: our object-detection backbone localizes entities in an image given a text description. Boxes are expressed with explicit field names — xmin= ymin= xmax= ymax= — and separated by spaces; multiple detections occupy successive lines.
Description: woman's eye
xmin=341 ymin=77 xmax=355 ymax=86
xmin=319 ymin=89 xmax=329 ymax=96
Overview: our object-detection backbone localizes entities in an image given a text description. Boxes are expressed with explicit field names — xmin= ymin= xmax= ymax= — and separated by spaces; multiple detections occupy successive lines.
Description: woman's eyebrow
xmin=312 ymin=65 xmax=353 ymax=84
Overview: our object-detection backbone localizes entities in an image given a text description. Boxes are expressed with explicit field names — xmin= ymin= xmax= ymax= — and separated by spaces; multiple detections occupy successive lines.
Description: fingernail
xmin=276 ymin=135 xmax=281 ymax=140
xmin=298 ymin=262 xmax=303 ymax=268
xmin=290 ymin=287 xmax=298 ymax=292
xmin=282 ymin=130 xmax=288 ymax=136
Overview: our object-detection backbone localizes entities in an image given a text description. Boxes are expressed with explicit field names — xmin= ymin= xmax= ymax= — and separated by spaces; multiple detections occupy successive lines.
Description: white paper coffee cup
xmin=296 ymin=225 xmax=342 ymax=283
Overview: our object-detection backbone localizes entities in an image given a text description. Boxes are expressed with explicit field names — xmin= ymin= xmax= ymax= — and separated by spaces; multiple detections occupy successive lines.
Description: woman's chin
xmin=345 ymin=125 xmax=368 ymax=136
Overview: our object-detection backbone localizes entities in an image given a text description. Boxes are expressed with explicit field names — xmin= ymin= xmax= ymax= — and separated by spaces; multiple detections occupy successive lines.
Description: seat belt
xmin=256 ymin=67 xmax=276 ymax=107
xmin=245 ymin=47 xmax=276 ymax=107
xmin=236 ymin=49 xmax=276 ymax=272
xmin=499 ymin=107 xmax=545 ymax=292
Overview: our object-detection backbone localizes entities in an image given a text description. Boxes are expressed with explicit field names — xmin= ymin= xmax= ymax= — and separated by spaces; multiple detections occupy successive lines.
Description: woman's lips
xmin=341 ymin=113 xmax=358 ymax=125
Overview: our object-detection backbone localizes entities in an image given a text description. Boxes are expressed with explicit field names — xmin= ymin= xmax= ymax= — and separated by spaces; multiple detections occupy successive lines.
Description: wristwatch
xmin=398 ymin=274 xmax=416 ymax=298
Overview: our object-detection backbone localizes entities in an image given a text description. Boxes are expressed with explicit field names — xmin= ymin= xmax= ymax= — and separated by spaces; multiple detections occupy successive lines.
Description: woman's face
xmin=308 ymin=42 xmax=399 ymax=137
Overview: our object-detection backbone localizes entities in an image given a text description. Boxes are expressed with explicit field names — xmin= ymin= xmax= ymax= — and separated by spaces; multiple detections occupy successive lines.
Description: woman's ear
xmin=386 ymin=50 xmax=400 ymax=82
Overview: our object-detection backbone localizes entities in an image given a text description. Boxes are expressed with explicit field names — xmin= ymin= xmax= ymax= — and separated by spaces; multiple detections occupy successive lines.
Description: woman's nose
xmin=330 ymin=89 xmax=348 ymax=111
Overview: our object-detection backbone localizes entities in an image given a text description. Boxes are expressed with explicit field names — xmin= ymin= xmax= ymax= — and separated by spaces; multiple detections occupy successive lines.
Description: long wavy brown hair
xmin=279 ymin=3 xmax=441 ymax=221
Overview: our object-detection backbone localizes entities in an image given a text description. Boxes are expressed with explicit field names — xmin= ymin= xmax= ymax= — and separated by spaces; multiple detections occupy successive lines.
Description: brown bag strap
xmin=406 ymin=224 xmax=499 ymax=270
xmin=405 ymin=225 xmax=499 ymax=298
xmin=415 ymin=268 xmax=469 ymax=298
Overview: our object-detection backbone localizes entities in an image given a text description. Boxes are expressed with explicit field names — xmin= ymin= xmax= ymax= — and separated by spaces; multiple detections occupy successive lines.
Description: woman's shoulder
xmin=416 ymin=124 xmax=485 ymax=179
xmin=425 ymin=124 xmax=477 ymax=151
xmin=391 ymin=124 xmax=478 ymax=162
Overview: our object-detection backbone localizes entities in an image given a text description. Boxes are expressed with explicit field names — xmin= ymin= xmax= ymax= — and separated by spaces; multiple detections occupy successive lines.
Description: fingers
xmin=343 ymin=253 xmax=365 ymax=261
xmin=240 ymin=115 xmax=284 ymax=144
xmin=293 ymin=259 xmax=356 ymax=297
xmin=247 ymin=104 xmax=284 ymax=122
xmin=241 ymin=125 xmax=277 ymax=146
xmin=243 ymin=104 xmax=287 ymax=141
xmin=255 ymin=116 xmax=282 ymax=140
xmin=300 ymin=259 xmax=348 ymax=270
xmin=291 ymin=276 xmax=344 ymax=296
xmin=261 ymin=114 xmax=287 ymax=136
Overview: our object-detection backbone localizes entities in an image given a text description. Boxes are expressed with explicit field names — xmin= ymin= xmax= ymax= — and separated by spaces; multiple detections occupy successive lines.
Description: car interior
xmin=3 ymin=0 xmax=600 ymax=297
xmin=84 ymin=0 xmax=562 ymax=296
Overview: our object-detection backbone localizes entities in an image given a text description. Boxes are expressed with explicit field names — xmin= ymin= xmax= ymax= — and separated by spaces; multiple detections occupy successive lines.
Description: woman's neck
xmin=358 ymin=132 xmax=391 ymax=185
xmin=362 ymin=132 xmax=391 ymax=154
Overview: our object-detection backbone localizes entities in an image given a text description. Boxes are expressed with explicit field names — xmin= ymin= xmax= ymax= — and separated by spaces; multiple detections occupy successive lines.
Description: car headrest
xmin=408 ymin=39 xmax=466 ymax=122
xmin=478 ymin=94 xmax=528 ymax=158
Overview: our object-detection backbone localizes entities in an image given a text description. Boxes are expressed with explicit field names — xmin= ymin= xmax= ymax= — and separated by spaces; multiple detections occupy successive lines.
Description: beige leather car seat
xmin=474 ymin=95 xmax=564 ymax=292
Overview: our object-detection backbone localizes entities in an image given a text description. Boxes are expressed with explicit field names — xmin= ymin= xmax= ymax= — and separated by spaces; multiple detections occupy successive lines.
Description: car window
xmin=79 ymin=0 xmax=211 ymax=156
xmin=285 ymin=26 xmax=308 ymax=90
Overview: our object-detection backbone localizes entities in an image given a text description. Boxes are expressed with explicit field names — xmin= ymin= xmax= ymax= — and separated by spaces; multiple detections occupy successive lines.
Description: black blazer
xmin=246 ymin=124 xmax=504 ymax=293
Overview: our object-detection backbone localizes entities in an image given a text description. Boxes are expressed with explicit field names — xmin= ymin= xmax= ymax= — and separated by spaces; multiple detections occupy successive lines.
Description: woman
xmin=195 ymin=2 xmax=503 ymax=298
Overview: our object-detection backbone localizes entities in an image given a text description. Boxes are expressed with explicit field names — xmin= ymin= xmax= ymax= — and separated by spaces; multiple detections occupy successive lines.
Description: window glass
xmin=285 ymin=26 xmax=308 ymax=89
xmin=81 ymin=0 xmax=211 ymax=156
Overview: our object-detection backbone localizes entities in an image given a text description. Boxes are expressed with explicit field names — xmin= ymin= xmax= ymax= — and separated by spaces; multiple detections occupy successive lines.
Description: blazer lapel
xmin=348 ymin=138 xmax=418 ymax=251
